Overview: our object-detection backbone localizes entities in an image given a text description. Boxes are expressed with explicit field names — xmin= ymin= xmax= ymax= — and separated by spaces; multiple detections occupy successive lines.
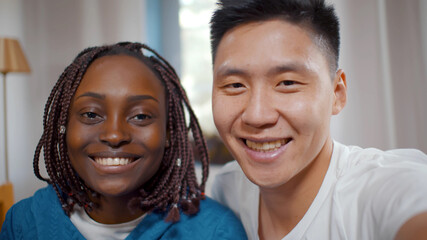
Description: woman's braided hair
xmin=33 ymin=42 xmax=209 ymax=222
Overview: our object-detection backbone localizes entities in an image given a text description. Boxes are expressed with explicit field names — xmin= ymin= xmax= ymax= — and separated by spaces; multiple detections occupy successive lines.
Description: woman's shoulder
xmin=176 ymin=196 xmax=247 ymax=239
xmin=130 ymin=196 xmax=248 ymax=239
xmin=7 ymin=185 xmax=53 ymax=215
xmin=199 ymin=196 xmax=234 ymax=213
xmin=0 ymin=186 xmax=54 ymax=239
xmin=2 ymin=185 xmax=85 ymax=239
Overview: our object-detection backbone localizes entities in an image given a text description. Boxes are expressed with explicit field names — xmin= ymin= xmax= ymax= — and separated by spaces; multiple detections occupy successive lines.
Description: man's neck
xmin=258 ymin=138 xmax=334 ymax=240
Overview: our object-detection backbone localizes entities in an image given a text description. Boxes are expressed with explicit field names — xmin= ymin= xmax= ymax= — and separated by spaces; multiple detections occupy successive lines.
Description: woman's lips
xmin=93 ymin=157 xmax=134 ymax=166
xmin=89 ymin=153 xmax=142 ymax=174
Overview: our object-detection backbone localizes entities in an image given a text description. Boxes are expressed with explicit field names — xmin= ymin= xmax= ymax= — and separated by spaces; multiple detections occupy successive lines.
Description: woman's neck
xmin=86 ymin=192 xmax=145 ymax=224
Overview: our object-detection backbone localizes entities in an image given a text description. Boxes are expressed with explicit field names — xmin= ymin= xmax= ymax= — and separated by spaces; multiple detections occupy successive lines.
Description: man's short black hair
xmin=210 ymin=0 xmax=340 ymax=76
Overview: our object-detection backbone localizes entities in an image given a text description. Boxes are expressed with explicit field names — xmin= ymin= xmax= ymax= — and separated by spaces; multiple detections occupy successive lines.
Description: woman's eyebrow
xmin=127 ymin=95 xmax=158 ymax=102
xmin=75 ymin=92 xmax=158 ymax=102
xmin=75 ymin=92 xmax=105 ymax=100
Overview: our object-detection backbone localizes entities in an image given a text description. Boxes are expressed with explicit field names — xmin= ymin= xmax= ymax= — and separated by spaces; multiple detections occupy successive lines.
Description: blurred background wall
xmin=0 ymin=0 xmax=426 ymax=202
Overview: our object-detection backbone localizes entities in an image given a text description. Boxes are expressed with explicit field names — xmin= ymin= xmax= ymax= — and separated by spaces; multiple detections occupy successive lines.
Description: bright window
xmin=179 ymin=0 xmax=217 ymax=136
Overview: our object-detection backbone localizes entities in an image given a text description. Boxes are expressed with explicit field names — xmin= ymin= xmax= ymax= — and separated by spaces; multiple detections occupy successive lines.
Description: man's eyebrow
xmin=216 ymin=62 xmax=316 ymax=79
xmin=267 ymin=63 xmax=315 ymax=76
xmin=127 ymin=95 xmax=158 ymax=103
xmin=75 ymin=92 xmax=105 ymax=100
xmin=215 ymin=66 xmax=249 ymax=78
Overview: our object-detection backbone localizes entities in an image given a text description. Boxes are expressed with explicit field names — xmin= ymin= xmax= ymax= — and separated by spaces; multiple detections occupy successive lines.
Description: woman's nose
xmin=99 ymin=117 xmax=131 ymax=147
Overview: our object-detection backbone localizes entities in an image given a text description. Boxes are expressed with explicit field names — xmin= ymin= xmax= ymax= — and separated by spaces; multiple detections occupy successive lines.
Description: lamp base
xmin=0 ymin=182 xmax=14 ymax=229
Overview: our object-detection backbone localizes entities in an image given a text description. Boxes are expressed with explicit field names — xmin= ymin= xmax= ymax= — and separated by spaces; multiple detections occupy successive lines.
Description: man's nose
xmin=241 ymin=88 xmax=279 ymax=128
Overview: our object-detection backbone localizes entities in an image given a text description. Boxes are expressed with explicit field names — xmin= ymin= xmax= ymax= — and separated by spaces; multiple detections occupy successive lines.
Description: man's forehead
xmin=216 ymin=24 xmax=325 ymax=72
xmin=213 ymin=20 xmax=330 ymax=78
xmin=214 ymin=61 xmax=318 ymax=78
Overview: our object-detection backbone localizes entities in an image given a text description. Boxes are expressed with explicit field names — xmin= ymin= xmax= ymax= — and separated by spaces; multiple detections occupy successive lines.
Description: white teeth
xmin=94 ymin=157 xmax=132 ymax=166
xmin=246 ymin=139 xmax=289 ymax=152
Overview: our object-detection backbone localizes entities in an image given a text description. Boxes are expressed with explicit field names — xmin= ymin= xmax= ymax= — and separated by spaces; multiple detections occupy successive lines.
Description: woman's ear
xmin=332 ymin=69 xmax=347 ymax=115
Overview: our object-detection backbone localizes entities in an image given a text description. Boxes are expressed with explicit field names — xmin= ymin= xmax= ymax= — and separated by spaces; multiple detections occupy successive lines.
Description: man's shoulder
xmin=211 ymin=161 xmax=257 ymax=199
xmin=331 ymin=143 xmax=427 ymax=239
xmin=214 ymin=160 xmax=245 ymax=177
xmin=334 ymin=141 xmax=427 ymax=175
xmin=335 ymin=143 xmax=427 ymax=195
xmin=210 ymin=161 xmax=258 ymax=210
xmin=334 ymin=142 xmax=427 ymax=200
xmin=209 ymin=161 xmax=257 ymax=239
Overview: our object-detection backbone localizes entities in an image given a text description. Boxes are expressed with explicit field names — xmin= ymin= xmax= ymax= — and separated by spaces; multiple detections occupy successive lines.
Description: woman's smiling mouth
xmin=89 ymin=152 xmax=141 ymax=168
xmin=88 ymin=154 xmax=142 ymax=174
xmin=93 ymin=157 xmax=135 ymax=166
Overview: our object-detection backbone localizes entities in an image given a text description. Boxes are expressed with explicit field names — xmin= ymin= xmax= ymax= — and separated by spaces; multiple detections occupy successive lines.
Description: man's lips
xmin=237 ymin=137 xmax=293 ymax=164
xmin=244 ymin=138 xmax=292 ymax=152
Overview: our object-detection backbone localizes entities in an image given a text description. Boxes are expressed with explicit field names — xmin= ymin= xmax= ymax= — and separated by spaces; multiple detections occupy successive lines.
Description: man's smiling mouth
xmin=245 ymin=138 xmax=292 ymax=152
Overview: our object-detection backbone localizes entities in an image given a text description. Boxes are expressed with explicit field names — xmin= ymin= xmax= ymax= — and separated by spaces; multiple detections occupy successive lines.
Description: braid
xmin=33 ymin=42 xmax=210 ymax=221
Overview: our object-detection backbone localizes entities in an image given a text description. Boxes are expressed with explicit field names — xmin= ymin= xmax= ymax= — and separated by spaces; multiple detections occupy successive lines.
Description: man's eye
xmin=280 ymin=80 xmax=296 ymax=86
xmin=230 ymin=83 xmax=244 ymax=88
xmin=220 ymin=81 xmax=246 ymax=95
xmin=82 ymin=112 xmax=99 ymax=119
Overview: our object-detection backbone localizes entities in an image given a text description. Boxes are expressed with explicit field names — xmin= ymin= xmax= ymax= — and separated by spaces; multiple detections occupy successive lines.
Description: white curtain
xmin=0 ymin=0 xmax=145 ymax=202
xmin=330 ymin=0 xmax=427 ymax=152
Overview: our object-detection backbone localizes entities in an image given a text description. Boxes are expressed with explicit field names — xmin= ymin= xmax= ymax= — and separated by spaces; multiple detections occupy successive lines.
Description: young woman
xmin=0 ymin=42 xmax=247 ymax=239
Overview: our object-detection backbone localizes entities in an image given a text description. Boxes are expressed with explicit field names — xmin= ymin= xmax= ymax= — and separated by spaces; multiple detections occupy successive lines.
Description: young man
xmin=209 ymin=0 xmax=427 ymax=239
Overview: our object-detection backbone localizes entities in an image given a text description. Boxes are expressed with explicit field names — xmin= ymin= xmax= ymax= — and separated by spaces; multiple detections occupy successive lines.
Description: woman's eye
xmin=79 ymin=111 xmax=103 ymax=124
xmin=132 ymin=114 xmax=151 ymax=121
xmin=82 ymin=112 xmax=99 ymax=119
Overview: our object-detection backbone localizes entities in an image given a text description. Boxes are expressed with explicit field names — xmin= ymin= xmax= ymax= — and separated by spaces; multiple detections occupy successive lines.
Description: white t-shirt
xmin=211 ymin=141 xmax=427 ymax=240
xmin=70 ymin=205 xmax=145 ymax=240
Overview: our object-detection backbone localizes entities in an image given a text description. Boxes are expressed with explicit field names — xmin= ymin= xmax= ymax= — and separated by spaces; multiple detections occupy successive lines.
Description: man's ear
xmin=332 ymin=69 xmax=347 ymax=115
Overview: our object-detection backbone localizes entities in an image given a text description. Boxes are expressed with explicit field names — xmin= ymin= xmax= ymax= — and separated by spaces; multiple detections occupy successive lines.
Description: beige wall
xmin=329 ymin=0 xmax=427 ymax=151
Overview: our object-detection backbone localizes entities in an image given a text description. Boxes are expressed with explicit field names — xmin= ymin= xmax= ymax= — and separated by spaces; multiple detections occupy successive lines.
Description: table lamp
xmin=0 ymin=37 xmax=31 ymax=228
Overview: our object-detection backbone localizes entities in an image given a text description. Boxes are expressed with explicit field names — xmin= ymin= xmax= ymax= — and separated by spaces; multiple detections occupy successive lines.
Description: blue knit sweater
xmin=0 ymin=185 xmax=247 ymax=239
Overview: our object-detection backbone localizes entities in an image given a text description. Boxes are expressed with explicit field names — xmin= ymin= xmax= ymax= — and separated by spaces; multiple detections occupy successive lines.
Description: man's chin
xmin=243 ymin=167 xmax=290 ymax=189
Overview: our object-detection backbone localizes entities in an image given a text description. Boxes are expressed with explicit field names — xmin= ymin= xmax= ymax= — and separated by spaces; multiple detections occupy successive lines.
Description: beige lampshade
xmin=0 ymin=38 xmax=31 ymax=74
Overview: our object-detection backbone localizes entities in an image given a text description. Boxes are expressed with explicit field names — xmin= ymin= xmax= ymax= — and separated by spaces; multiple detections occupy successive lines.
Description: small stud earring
xmin=59 ymin=125 xmax=66 ymax=134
